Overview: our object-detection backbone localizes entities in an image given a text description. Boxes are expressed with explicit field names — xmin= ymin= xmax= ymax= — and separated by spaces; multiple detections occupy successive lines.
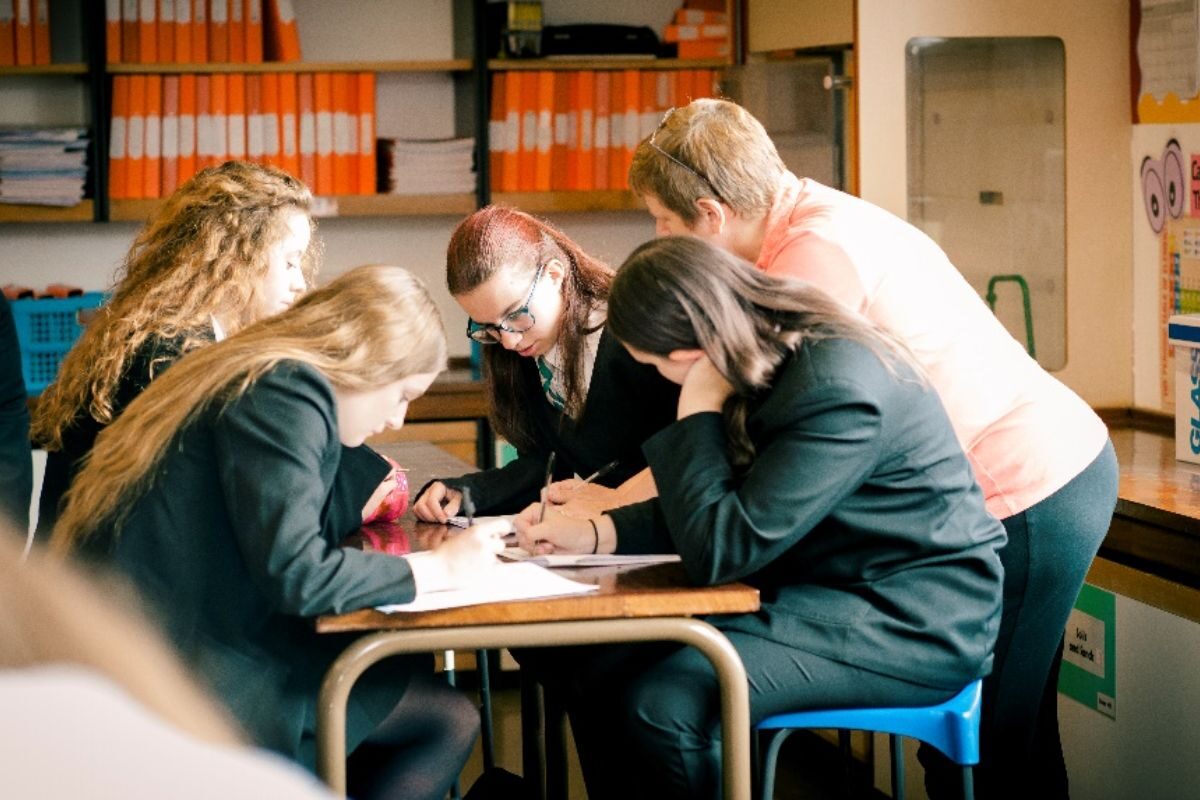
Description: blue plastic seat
xmin=755 ymin=679 xmax=982 ymax=800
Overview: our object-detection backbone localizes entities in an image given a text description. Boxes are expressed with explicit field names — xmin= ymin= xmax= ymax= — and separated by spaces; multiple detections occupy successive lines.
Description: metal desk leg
xmin=317 ymin=618 xmax=750 ymax=800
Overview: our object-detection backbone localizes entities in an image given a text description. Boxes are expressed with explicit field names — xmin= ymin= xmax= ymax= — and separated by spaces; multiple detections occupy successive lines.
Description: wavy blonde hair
xmin=33 ymin=161 xmax=320 ymax=451
xmin=51 ymin=265 xmax=447 ymax=554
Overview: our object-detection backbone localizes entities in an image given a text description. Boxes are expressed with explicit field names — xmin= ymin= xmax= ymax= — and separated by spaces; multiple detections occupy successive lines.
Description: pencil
xmin=538 ymin=451 xmax=557 ymax=523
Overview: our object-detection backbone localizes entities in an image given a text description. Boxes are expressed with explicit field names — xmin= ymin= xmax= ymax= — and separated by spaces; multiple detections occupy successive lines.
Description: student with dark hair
xmin=517 ymin=236 xmax=1007 ymax=800
xmin=0 ymin=294 xmax=32 ymax=532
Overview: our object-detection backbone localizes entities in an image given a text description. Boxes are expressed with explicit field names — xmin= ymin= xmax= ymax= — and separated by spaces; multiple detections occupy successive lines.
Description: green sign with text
xmin=1058 ymin=583 xmax=1116 ymax=718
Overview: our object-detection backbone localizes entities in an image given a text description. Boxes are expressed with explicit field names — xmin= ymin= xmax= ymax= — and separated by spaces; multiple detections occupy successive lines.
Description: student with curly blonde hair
xmin=51 ymin=265 xmax=502 ymax=800
xmin=34 ymin=162 xmax=395 ymax=541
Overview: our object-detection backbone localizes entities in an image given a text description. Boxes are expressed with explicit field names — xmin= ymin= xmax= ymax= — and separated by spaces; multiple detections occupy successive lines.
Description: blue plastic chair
xmin=755 ymin=679 xmax=982 ymax=800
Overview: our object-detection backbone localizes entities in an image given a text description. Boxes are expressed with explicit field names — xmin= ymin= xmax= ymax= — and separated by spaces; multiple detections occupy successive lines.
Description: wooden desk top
xmin=1111 ymin=428 xmax=1200 ymax=535
xmin=319 ymin=439 xmax=760 ymax=634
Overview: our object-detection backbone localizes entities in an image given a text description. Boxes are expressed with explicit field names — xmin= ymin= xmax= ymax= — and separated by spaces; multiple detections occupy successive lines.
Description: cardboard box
xmin=1168 ymin=314 xmax=1200 ymax=463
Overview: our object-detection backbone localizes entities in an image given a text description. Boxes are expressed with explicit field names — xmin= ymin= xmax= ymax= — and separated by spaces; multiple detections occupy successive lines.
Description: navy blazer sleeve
xmin=0 ymin=295 xmax=31 ymax=531
xmin=212 ymin=364 xmax=417 ymax=614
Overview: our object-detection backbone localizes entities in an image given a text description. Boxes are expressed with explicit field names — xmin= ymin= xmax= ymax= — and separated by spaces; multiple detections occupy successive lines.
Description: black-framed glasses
xmin=648 ymin=107 xmax=725 ymax=203
xmin=466 ymin=260 xmax=546 ymax=344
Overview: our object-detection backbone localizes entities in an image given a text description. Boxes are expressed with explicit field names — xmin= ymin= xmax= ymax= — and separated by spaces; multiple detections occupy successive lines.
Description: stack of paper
xmin=0 ymin=128 xmax=89 ymax=206
xmin=378 ymin=137 xmax=475 ymax=195
xmin=377 ymin=562 xmax=597 ymax=613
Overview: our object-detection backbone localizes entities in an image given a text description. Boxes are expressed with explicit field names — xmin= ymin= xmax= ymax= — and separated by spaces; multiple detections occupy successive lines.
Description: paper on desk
xmin=499 ymin=548 xmax=681 ymax=568
xmin=377 ymin=562 xmax=597 ymax=613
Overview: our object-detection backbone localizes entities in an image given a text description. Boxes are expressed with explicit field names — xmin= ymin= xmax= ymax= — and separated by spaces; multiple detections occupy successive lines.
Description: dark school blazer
xmin=432 ymin=327 xmax=681 ymax=515
xmin=0 ymin=294 xmax=31 ymax=530
xmin=610 ymin=337 xmax=1007 ymax=691
xmin=38 ymin=331 xmax=388 ymax=539
xmin=82 ymin=362 xmax=417 ymax=764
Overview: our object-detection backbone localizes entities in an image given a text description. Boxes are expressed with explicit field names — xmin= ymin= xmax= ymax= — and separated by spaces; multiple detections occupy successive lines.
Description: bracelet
xmin=587 ymin=517 xmax=600 ymax=555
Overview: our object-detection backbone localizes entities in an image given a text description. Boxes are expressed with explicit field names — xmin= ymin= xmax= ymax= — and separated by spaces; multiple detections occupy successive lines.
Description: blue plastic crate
xmin=11 ymin=292 xmax=107 ymax=396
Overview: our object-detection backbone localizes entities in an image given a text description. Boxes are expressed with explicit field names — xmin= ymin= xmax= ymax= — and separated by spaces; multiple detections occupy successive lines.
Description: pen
xmin=577 ymin=459 xmax=619 ymax=488
xmin=538 ymin=451 xmax=557 ymax=523
xmin=461 ymin=486 xmax=475 ymax=527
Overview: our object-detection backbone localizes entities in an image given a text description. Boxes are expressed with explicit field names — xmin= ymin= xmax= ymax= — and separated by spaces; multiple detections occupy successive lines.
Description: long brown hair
xmin=446 ymin=206 xmax=611 ymax=450
xmin=51 ymin=265 xmax=447 ymax=554
xmin=33 ymin=161 xmax=320 ymax=451
xmin=607 ymin=236 xmax=922 ymax=467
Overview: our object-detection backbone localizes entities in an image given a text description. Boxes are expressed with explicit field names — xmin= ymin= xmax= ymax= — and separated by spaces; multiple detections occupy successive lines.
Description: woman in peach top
xmin=626 ymin=98 xmax=1118 ymax=800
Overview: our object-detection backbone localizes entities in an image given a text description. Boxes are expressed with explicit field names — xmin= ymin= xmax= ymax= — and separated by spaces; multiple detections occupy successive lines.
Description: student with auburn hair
xmin=517 ymin=236 xmax=1007 ymax=800
xmin=412 ymin=205 xmax=677 ymax=521
xmin=33 ymin=161 xmax=395 ymax=540
xmin=51 ymin=265 xmax=504 ymax=800
xmin=624 ymin=98 xmax=1118 ymax=799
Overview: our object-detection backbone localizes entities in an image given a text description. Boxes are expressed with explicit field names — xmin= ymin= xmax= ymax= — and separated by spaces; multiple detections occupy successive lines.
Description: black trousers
xmin=921 ymin=440 xmax=1119 ymax=800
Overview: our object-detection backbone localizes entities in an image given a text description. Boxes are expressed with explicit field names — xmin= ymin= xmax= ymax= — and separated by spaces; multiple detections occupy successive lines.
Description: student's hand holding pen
xmin=513 ymin=504 xmax=616 ymax=556
xmin=412 ymin=481 xmax=462 ymax=523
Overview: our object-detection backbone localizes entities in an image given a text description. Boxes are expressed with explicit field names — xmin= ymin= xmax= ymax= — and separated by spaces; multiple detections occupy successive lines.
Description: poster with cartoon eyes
xmin=1133 ymin=131 xmax=1200 ymax=411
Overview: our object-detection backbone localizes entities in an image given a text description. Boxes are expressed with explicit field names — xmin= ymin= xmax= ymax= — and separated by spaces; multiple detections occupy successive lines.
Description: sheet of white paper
xmin=377 ymin=562 xmax=598 ymax=613
xmin=499 ymin=549 xmax=681 ymax=568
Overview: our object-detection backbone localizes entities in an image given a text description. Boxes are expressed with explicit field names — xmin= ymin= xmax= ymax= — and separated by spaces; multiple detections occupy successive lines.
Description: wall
xmin=856 ymin=0 xmax=1133 ymax=406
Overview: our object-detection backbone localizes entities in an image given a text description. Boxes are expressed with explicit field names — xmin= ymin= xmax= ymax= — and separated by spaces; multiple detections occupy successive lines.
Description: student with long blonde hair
xmin=33 ymin=161 xmax=399 ymax=541
xmin=51 ymin=265 xmax=503 ymax=800
xmin=518 ymin=237 xmax=1007 ymax=800
xmin=413 ymin=206 xmax=677 ymax=521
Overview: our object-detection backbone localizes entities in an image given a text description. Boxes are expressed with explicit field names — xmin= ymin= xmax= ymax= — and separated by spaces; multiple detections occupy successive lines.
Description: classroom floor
xmin=454 ymin=673 xmax=886 ymax=799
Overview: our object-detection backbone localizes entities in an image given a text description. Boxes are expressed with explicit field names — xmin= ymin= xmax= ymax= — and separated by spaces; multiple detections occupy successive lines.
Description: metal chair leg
xmin=476 ymin=649 xmax=495 ymax=772
xmin=759 ymin=729 xmax=793 ymax=800
xmin=962 ymin=765 xmax=975 ymax=800
xmin=890 ymin=734 xmax=905 ymax=800
xmin=519 ymin=671 xmax=547 ymax=800
xmin=443 ymin=650 xmax=461 ymax=800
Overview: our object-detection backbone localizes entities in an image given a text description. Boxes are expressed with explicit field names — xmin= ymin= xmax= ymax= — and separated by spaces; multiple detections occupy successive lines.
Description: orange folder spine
xmin=533 ymin=70 xmax=554 ymax=192
xmin=576 ymin=70 xmax=594 ymax=191
xmin=313 ymin=72 xmax=334 ymax=195
xmin=607 ymin=71 xmax=625 ymax=191
xmin=137 ymin=0 xmax=156 ymax=64
xmin=209 ymin=72 xmax=228 ymax=165
xmin=226 ymin=72 xmax=246 ymax=162
xmin=278 ymin=71 xmax=299 ymax=177
xmin=551 ymin=71 xmax=570 ymax=190
xmin=161 ymin=74 xmax=180 ymax=195
xmin=296 ymin=72 xmax=316 ymax=187
xmin=620 ymin=70 xmax=640 ymax=189
xmin=0 ymin=3 xmax=15 ymax=67
xmin=143 ymin=73 xmax=163 ymax=197
xmin=173 ymin=0 xmax=190 ymax=62
xmin=677 ymin=40 xmax=729 ymax=60
xmin=227 ymin=0 xmax=244 ymax=63
xmin=108 ymin=75 xmax=130 ymax=199
xmin=104 ymin=0 xmax=119 ymax=64
xmin=499 ymin=71 xmax=520 ymax=192
xmin=177 ymin=73 xmax=197 ymax=183
xmin=264 ymin=0 xmax=298 ymax=62
xmin=676 ymin=69 xmax=694 ymax=104
xmin=331 ymin=72 xmax=355 ymax=195
xmin=517 ymin=71 xmax=537 ymax=192
xmin=32 ymin=0 xmax=49 ymax=65
xmin=487 ymin=71 xmax=505 ymax=192
xmin=356 ymin=72 xmax=376 ymax=195
xmin=639 ymin=71 xmax=657 ymax=150
xmin=195 ymin=74 xmax=212 ymax=169
xmin=190 ymin=0 xmax=206 ymax=62
xmin=259 ymin=73 xmax=281 ymax=167
xmin=592 ymin=70 xmax=610 ymax=191
xmin=126 ymin=74 xmax=147 ymax=198
xmin=563 ymin=71 xmax=580 ymax=191
xmin=244 ymin=0 xmax=262 ymax=62
xmin=121 ymin=0 xmax=137 ymax=62
xmin=208 ymin=0 xmax=227 ymax=62
xmin=156 ymin=0 xmax=174 ymax=63
xmin=245 ymin=74 xmax=263 ymax=164
xmin=14 ymin=0 xmax=33 ymax=65
xmin=674 ymin=8 xmax=727 ymax=25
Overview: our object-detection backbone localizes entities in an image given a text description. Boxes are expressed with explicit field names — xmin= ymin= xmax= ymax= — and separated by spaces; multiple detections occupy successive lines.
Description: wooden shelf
xmin=492 ymin=190 xmax=644 ymax=213
xmin=107 ymin=60 xmax=473 ymax=75
xmin=0 ymin=200 xmax=93 ymax=223
xmin=109 ymin=193 xmax=476 ymax=222
xmin=0 ymin=63 xmax=88 ymax=76
xmin=488 ymin=57 xmax=730 ymax=72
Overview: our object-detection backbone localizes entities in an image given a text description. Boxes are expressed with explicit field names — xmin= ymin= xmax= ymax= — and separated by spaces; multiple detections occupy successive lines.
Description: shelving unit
xmin=0 ymin=0 xmax=737 ymax=225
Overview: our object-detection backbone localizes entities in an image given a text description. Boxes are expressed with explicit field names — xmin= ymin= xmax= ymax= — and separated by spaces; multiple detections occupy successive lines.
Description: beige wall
xmin=856 ymin=0 xmax=1132 ymax=406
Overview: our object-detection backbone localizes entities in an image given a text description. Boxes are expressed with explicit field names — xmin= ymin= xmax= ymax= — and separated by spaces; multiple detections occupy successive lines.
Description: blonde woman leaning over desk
xmin=50 ymin=266 xmax=506 ymax=800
